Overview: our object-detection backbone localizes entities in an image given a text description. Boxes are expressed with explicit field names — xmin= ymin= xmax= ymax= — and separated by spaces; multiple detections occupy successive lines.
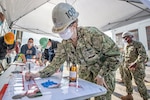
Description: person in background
xmin=121 ymin=32 xmax=150 ymax=100
xmin=20 ymin=38 xmax=36 ymax=59
xmin=0 ymin=32 xmax=15 ymax=73
xmin=13 ymin=39 xmax=27 ymax=63
xmin=13 ymin=39 xmax=21 ymax=62
xmin=0 ymin=12 xmax=5 ymax=26
xmin=34 ymin=45 xmax=40 ymax=57
xmin=33 ymin=45 xmax=43 ymax=66
xmin=0 ymin=32 xmax=15 ymax=60
xmin=39 ymin=37 xmax=59 ymax=63
xmin=15 ymin=53 xmax=26 ymax=63
xmin=0 ymin=13 xmax=8 ymax=74
xmin=15 ymin=39 xmax=21 ymax=54
xmin=25 ymin=3 xmax=120 ymax=100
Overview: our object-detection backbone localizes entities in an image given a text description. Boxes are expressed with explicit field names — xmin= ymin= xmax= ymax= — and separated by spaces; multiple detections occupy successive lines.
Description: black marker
xmin=28 ymin=63 xmax=31 ymax=73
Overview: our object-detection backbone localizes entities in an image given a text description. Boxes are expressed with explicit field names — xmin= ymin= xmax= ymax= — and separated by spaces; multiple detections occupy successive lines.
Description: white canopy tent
xmin=0 ymin=0 xmax=150 ymax=39
xmin=140 ymin=0 xmax=150 ymax=9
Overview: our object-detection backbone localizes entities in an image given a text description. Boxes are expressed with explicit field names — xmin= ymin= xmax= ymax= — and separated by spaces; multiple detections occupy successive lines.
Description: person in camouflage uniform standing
xmin=25 ymin=3 xmax=120 ymax=100
xmin=121 ymin=32 xmax=150 ymax=100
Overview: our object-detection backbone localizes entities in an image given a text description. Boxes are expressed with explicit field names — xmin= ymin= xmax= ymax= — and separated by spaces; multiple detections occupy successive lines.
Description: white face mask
xmin=59 ymin=28 xmax=73 ymax=40
xmin=28 ymin=43 xmax=33 ymax=47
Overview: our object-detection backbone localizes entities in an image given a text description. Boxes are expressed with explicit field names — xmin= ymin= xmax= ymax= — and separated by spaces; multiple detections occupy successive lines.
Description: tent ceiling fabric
xmin=0 ymin=0 xmax=149 ymax=38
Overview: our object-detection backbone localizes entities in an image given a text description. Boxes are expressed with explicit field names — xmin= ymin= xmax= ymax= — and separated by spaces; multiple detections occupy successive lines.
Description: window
xmin=130 ymin=29 xmax=139 ymax=41
xmin=116 ymin=33 xmax=123 ymax=48
xmin=146 ymin=26 xmax=150 ymax=50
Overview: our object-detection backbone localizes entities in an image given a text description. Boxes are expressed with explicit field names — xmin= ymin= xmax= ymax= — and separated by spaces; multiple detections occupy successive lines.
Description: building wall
xmin=111 ymin=18 xmax=150 ymax=57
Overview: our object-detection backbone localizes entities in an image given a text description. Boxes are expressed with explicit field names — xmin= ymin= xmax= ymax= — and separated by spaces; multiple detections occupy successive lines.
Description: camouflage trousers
xmin=79 ymin=65 xmax=116 ymax=100
xmin=123 ymin=63 xmax=150 ymax=100
xmin=119 ymin=64 xmax=124 ymax=81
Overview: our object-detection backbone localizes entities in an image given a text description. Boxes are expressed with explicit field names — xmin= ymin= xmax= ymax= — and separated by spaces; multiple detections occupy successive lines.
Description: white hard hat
xmin=122 ymin=32 xmax=133 ymax=38
xmin=52 ymin=3 xmax=79 ymax=33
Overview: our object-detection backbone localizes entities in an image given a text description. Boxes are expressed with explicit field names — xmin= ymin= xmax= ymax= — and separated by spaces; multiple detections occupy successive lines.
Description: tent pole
xmin=125 ymin=0 xmax=150 ymax=13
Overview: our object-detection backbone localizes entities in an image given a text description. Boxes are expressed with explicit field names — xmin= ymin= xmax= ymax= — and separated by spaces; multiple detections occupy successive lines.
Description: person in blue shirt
xmin=20 ymin=38 xmax=36 ymax=59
